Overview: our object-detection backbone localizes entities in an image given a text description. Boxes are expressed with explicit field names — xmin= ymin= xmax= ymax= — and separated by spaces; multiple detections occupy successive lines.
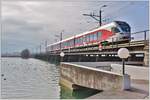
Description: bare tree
xmin=21 ymin=49 xmax=30 ymax=59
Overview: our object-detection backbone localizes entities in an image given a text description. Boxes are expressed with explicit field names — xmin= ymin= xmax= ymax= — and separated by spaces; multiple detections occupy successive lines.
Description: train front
xmin=115 ymin=21 xmax=131 ymax=41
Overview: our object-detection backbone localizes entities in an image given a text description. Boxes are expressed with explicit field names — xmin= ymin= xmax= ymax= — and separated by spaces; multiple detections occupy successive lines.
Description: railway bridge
xmin=34 ymin=30 xmax=149 ymax=66
xmin=33 ymin=30 xmax=149 ymax=95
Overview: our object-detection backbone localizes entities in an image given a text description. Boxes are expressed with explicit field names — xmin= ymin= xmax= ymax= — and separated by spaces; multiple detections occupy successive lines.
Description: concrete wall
xmin=69 ymin=61 xmax=144 ymax=68
xmin=61 ymin=63 xmax=123 ymax=91
xmin=70 ymin=62 xmax=113 ymax=67
xmin=111 ymin=64 xmax=149 ymax=80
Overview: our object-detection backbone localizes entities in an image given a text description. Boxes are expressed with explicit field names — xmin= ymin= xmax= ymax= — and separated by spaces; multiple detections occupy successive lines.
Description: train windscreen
xmin=116 ymin=21 xmax=131 ymax=33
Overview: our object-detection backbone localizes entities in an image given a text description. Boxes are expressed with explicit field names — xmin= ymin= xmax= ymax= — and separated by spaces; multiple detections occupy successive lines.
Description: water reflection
xmin=60 ymin=84 xmax=101 ymax=99
xmin=1 ymin=58 xmax=100 ymax=99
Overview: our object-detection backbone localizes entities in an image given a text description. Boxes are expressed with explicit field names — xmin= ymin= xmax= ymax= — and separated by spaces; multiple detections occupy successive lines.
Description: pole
xmin=36 ymin=47 xmax=38 ymax=54
xmin=144 ymin=31 xmax=147 ymax=41
xmin=144 ymin=31 xmax=147 ymax=45
xmin=83 ymin=5 xmax=107 ymax=27
xmin=122 ymin=59 xmax=125 ymax=75
xmin=45 ymin=40 xmax=47 ymax=53
xmin=60 ymin=31 xmax=63 ymax=51
xmin=39 ymin=45 xmax=41 ymax=54
xmin=99 ymin=10 xmax=102 ymax=26
xmin=60 ymin=32 xmax=62 ymax=41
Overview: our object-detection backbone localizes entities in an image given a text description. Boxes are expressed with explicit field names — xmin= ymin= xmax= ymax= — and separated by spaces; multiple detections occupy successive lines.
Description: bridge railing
xmin=131 ymin=30 xmax=149 ymax=41
xmin=110 ymin=30 xmax=149 ymax=42
xmin=107 ymin=30 xmax=149 ymax=49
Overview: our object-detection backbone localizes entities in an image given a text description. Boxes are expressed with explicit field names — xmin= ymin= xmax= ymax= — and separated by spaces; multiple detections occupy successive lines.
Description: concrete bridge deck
xmin=50 ymin=40 xmax=148 ymax=54
xmin=44 ymin=39 xmax=149 ymax=66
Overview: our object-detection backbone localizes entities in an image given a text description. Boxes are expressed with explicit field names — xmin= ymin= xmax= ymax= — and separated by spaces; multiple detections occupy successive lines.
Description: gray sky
xmin=1 ymin=0 xmax=149 ymax=54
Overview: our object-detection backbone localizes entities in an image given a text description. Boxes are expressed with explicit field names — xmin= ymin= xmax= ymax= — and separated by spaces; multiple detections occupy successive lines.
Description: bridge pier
xmin=60 ymin=77 xmax=81 ymax=91
xmin=60 ymin=63 xmax=124 ymax=91
xmin=144 ymin=45 xmax=149 ymax=66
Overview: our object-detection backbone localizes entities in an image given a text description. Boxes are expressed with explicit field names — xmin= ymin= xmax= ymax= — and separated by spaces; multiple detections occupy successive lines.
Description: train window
xmin=65 ymin=42 xmax=67 ymax=47
xmin=89 ymin=34 xmax=92 ymax=41
xmin=85 ymin=35 xmax=87 ymax=42
xmin=86 ymin=35 xmax=89 ymax=42
xmin=88 ymin=35 xmax=90 ymax=41
xmin=90 ymin=34 xmax=93 ymax=41
xmin=111 ymin=27 xmax=120 ymax=33
xmin=69 ymin=40 xmax=72 ymax=46
xmin=69 ymin=41 xmax=71 ymax=46
xmin=63 ymin=42 xmax=65 ymax=47
xmin=79 ymin=37 xmax=81 ymax=44
xmin=78 ymin=38 xmax=80 ymax=44
xmin=75 ymin=38 xmax=78 ymax=44
xmin=72 ymin=40 xmax=73 ymax=45
xmin=72 ymin=40 xmax=74 ymax=45
xmin=93 ymin=33 xmax=97 ymax=40
xmin=67 ymin=41 xmax=69 ymax=47
xmin=79 ymin=38 xmax=81 ymax=44
xmin=76 ymin=38 xmax=81 ymax=44
xmin=116 ymin=21 xmax=131 ymax=32
xmin=81 ymin=37 xmax=83 ymax=44
xmin=97 ymin=32 xmax=102 ymax=40
xmin=83 ymin=36 xmax=86 ymax=42
xmin=68 ymin=41 xmax=70 ymax=46
xmin=66 ymin=41 xmax=68 ymax=47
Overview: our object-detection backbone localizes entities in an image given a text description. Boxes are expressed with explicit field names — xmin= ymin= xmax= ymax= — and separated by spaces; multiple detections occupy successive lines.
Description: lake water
xmin=1 ymin=58 xmax=99 ymax=99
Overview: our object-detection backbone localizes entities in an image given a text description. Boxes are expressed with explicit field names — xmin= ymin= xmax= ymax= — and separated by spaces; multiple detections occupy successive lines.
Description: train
xmin=46 ymin=21 xmax=131 ymax=52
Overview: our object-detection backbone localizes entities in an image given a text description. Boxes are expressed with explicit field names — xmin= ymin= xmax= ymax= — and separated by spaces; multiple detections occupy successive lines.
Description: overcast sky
xmin=1 ymin=0 xmax=149 ymax=54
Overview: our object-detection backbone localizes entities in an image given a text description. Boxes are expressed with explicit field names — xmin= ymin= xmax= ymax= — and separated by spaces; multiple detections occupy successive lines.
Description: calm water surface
xmin=1 ymin=58 xmax=99 ymax=99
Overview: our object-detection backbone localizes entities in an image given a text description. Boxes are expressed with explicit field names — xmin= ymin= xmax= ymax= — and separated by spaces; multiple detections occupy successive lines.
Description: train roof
xmin=61 ymin=35 xmax=75 ymax=42
xmin=75 ymin=21 xmax=117 ymax=38
xmin=47 ymin=35 xmax=75 ymax=47
xmin=47 ymin=41 xmax=61 ymax=47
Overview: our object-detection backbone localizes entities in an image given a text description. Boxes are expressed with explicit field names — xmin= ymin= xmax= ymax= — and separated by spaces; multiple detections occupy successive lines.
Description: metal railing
xmin=107 ymin=30 xmax=149 ymax=48
xmin=131 ymin=30 xmax=149 ymax=41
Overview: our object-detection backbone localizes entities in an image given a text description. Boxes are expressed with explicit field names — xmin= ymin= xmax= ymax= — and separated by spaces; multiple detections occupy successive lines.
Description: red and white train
xmin=47 ymin=21 xmax=131 ymax=52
